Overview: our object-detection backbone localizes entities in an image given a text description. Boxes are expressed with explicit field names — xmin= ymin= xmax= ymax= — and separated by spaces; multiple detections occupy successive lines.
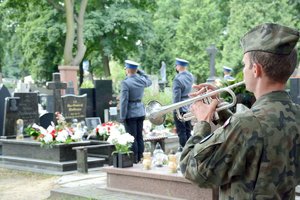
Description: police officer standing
xmin=172 ymin=58 xmax=194 ymax=148
xmin=120 ymin=60 xmax=152 ymax=163
xmin=223 ymin=66 xmax=235 ymax=81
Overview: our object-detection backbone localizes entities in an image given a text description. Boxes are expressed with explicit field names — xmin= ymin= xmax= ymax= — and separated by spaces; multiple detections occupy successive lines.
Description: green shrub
xmin=80 ymin=80 xmax=94 ymax=88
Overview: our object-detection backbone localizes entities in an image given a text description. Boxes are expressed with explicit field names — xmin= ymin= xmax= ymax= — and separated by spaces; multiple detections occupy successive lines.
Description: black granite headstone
xmin=94 ymin=80 xmax=113 ymax=122
xmin=39 ymin=94 xmax=54 ymax=113
xmin=79 ymin=88 xmax=95 ymax=117
xmin=290 ymin=78 xmax=300 ymax=104
xmin=14 ymin=92 xmax=39 ymax=127
xmin=39 ymin=113 xmax=55 ymax=129
xmin=3 ymin=97 xmax=20 ymax=137
xmin=61 ymin=94 xmax=87 ymax=122
xmin=0 ymin=84 xmax=11 ymax=136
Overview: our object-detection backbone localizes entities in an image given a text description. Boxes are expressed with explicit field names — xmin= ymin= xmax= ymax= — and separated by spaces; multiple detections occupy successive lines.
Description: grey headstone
xmin=3 ymin=97 xmax=20 ymax=137
xmin=206 ymin=44 xmax=218 ymax=83
xmin=13 ymin=92 xmax=39 ymax=127
xmin=61 ymin=94 xmax=87 ymax=122
xmin=0 ymin=84 xmax=11 ymax=136
xmin=66 ymin=81 xmax=75 ymax=95
xmin=39 ymin=113 xmax=54 ymax=129
xmin=46 ymin=73 xmax=67 ymax=117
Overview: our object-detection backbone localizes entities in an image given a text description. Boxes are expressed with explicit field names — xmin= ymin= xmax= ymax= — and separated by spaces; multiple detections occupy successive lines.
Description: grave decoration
xmin=87 ymin=121 xmax=119 ymax=141
xmin=24 ymin=112 xmax=86 ymax=148
xmin=99 ymin=122 xmax=135 ymax=168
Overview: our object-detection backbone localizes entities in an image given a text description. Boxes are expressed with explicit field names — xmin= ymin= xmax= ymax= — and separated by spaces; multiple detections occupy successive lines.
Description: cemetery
xmin=1 ymin=1 xmax=300 ymax=200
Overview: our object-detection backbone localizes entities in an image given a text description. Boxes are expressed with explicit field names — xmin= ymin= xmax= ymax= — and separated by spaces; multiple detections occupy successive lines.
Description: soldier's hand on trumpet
xmin=190 ymin=98 xmax=219 ymax=123
xmin=189 ymin=83 xmax=219 ymax=98
xmin=189 ymin=83 xmax=219 ymax=123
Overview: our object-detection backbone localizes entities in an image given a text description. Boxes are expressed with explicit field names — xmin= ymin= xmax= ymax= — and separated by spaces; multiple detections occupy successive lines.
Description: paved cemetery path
xmin=0 ymin=167 xmax=60 ymax=200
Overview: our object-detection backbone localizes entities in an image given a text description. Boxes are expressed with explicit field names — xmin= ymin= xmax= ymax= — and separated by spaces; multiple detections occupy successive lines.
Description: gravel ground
xmin=0 ymin=167 xmax=60 ymax=200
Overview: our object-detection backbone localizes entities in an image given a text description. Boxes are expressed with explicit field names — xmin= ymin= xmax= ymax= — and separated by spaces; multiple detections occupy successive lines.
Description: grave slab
xmin=102 ymin=164 xmax=218 ymax=200
xmin=0 ymin=139 xmax=107 ymax=172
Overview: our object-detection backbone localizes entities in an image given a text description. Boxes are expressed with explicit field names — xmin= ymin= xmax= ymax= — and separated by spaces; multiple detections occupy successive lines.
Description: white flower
xmin=72 ymin=129 xmax=84 ymax=141
xmin=56 ymin=130 xmax=69 ymax=142
xmin=97 ymin=125 xmax=108 ymax=136
xmin=43 ymin=133 xmax=53 ymax=143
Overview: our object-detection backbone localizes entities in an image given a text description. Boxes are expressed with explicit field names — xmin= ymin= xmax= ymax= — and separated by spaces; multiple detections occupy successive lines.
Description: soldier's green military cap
xmin=241 ymin=23 xmax=300 ymax=55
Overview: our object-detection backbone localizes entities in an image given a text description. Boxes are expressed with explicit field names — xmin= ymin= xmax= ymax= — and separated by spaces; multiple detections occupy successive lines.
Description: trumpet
xmin=145 ymin=81 xmax=245 ymax=125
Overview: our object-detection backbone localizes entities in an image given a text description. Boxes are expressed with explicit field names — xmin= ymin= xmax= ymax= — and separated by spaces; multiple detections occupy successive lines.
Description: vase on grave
xmin=168 ymin=154 xmax=177 ymax=173
xmin=112 ymin=152 xmax=134 ymax=168
xmin=142 ymin=152 xmax=152 ymax=170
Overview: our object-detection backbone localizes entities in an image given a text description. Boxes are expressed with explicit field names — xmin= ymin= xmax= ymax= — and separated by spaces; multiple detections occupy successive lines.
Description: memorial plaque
xmin=62 ymin=94 xmax=87 ymax=122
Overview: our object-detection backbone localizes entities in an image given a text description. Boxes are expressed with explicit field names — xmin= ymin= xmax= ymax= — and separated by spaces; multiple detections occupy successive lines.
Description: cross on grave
xmin=46 ymin=73 xmax=67 ymax=121
xmin=206 ymin=44 xmax=218 ymax=83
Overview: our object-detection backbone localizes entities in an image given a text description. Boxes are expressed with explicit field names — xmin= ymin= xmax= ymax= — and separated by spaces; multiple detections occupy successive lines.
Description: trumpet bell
xmin=145 ymin=100 xmax=166 ymax=125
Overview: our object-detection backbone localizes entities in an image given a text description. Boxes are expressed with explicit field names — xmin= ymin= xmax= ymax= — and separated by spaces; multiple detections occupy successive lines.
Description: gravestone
xmin=40 ymin=113 xmax=55 ymax=129
xmin=66 ymin=81 xmax=75 ymax=95
xmin=3 ymin=97 xmax=20 ymax=137
xmin=39 ymin=94 xmax=54 ymax=113
xmin=94 ymin=80 xmax=113 ymax=122
xmin=79 ymin=88 xmax=95 ymax=117
xmin=13 ymin=92 xmax=39 ymax=127
xmin=206 ymin=44 xmax=218 ymax=83
xmin=0 ymin=84 xmax=11 ymax=136
xmin=46 ymin=73 xmax=67 ymax=122
xmin=159 ymin=61 xmax=167 ymax=92
xmin=149 ymin=75 xmax=159 ymax=93
xmin=61 ymin=94 xmax=87 ymax=122
xmin=15 ymin=81 xmax=30 ymax=92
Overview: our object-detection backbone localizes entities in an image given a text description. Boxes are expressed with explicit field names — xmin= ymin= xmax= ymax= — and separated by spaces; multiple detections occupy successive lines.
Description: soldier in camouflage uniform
xmin=180 ymin=23 xmax=300 ymax=199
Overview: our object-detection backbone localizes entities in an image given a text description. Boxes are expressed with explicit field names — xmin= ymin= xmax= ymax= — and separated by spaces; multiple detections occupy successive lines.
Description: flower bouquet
xmin=27 ymin=112 xmax=86 ymax=148
xmin=88 ymin=121 xmax=123 ymax=141
xmin=104 ymin=122 xmax=135 ymax=167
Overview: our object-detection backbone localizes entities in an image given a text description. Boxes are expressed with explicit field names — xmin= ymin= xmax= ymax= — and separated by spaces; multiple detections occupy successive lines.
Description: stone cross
xmin=206 ymin=44 xmax=218 ymax=83
xmin=46 ymin=73 xmax=67 ymax=119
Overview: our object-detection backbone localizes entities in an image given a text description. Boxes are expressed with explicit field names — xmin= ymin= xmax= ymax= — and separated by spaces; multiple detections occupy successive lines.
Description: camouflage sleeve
xmin=180 ymin=114 xmax=263 ymax=188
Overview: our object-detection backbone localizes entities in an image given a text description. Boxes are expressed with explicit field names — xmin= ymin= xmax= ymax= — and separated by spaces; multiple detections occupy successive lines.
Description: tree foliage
xmin=0 ymin=0 xmax=299 ymax=84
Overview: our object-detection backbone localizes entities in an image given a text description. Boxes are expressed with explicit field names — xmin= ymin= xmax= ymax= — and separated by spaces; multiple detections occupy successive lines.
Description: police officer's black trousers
xmin=124 ymin=116 xmax=145 ymax=163
xmin=173 ymin=112 xmax=192 ymax=147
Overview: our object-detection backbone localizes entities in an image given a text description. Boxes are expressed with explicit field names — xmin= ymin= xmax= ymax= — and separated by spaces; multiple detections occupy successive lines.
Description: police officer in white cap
xmin=120 ymin=60 xmax=152 ymax=163
xmin=223 ymin=66 xmax=235 ymax=81
xmin=173 ymin=58 xmax=194 ymax=147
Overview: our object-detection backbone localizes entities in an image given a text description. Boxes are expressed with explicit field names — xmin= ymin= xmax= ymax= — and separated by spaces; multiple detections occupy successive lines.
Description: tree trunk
xmin=71 ymin=0 xmax=87 ymax=66
xmin=63 ymin=0 xmax=87 ymax=66
xmin=99 ymin=36 xmax=111 ymax=77
xmin=63 ymin=0 xmax=75 ymax=65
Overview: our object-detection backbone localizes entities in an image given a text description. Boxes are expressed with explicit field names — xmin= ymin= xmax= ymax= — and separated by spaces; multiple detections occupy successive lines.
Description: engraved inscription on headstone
xmin=14 ymin=92 xmax=39 ymax=127
xmin=61 ymin=94 xmax=87 ymax=122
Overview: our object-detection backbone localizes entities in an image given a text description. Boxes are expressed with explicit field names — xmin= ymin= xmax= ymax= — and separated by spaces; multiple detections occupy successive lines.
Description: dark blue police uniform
xmin=120 ymin=60 xmax=152 ymax=163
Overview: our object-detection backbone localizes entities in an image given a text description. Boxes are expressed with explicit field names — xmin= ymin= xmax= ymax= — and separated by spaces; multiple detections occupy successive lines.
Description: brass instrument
xmin=145 ymin=81 xmax=245 ymax=125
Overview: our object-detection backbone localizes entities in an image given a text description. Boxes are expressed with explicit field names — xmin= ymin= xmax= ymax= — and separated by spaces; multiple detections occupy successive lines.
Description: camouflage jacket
xmin=180 ymin=91 xmax=300 ymax=199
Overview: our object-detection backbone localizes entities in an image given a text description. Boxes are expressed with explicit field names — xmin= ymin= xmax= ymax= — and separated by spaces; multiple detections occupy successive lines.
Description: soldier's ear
xmin=252 ymin=63 xmax=263 ymax=78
